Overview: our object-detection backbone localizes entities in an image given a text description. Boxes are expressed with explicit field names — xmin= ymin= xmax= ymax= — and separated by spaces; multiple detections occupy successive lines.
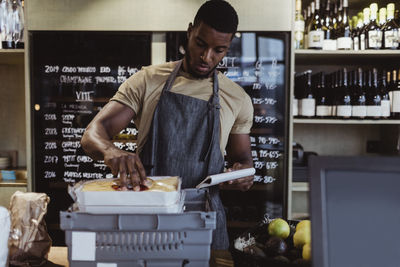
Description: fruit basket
xmin=231 ymin=219 xmax=311 ymax=267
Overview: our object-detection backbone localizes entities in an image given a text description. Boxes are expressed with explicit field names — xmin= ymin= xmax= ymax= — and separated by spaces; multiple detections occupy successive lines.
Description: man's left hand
xmin=219 ymin=162 xmax=254 ymax=191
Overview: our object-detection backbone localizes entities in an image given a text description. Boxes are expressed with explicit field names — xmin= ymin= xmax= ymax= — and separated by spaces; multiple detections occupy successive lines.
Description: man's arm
xmin=220 ymin=133 xmax=254 ymax=191
xmin=81 ymin=101 xmax=146 ymax=190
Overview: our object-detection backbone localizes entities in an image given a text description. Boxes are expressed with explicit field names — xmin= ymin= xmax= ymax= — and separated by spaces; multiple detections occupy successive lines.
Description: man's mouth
xmin=195 ymin=63 xmax=210 ymax=73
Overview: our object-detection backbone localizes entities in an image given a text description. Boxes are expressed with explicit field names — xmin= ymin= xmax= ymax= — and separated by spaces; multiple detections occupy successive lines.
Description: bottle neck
xmin=387 ymin=9 xmax=394 ymax=20
xmin=370 ymin=9 xmax=377 ymax=21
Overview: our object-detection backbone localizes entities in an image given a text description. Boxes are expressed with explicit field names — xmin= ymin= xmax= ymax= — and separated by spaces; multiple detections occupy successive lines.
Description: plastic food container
xmin=70 ymin=177 xmax=182 ymax=214
xmin=60 ymin=188 xmax=216 ymax=267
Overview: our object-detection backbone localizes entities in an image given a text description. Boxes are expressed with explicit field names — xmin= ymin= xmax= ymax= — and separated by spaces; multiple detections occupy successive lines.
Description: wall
xmin=26 ymin=0 xmax=292 ymax=31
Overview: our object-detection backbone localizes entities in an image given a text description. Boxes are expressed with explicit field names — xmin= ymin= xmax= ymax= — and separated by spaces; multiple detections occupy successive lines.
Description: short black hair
xmin=193 ymin=0 xmax=239 ymax=34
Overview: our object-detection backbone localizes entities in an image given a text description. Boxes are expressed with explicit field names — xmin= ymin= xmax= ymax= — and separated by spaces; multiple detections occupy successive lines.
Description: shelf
xmin=292 ymin=182 xmax=309 ymax=192
xmin=0 ymin=179 xmax=27 ymax=187
xmin=293 ymin=119 xmax=400 ymax=125
xmin=295 ymin=49 xmax=400 ymax=66
xmin=0 ymin=49 xmax=24 ymax=65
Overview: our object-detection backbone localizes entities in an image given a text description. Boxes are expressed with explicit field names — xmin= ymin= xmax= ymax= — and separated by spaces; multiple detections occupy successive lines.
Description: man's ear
xmin=187 ymin=23 xmax=193 ymax=39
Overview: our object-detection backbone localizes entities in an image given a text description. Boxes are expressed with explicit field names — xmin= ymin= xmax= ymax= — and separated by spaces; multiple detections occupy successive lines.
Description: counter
xmin=47 ymin=247 xmax=234 ymax=267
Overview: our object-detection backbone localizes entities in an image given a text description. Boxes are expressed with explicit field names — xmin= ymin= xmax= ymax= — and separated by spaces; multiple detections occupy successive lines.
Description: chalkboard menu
xmin=167 ymin=32 xmax=290 ymax=224
xmin=30 ymin=31 xmax=151 ymax=243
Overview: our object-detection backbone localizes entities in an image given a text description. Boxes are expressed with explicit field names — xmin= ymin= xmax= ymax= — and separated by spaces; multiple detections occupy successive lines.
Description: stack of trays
xmin=0 ymin=157 xmax=9 ymax=169
xmin=70 ymin=177 xmax=184 ymax=214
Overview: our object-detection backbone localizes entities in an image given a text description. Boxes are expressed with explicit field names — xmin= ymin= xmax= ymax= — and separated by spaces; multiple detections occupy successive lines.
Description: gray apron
xmin=140 ymin=60 xmax=229 ymax=249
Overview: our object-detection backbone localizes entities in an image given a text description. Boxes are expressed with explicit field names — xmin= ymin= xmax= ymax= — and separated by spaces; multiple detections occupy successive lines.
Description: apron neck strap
xmin=162 ymin=60 xmax=220 ymax=101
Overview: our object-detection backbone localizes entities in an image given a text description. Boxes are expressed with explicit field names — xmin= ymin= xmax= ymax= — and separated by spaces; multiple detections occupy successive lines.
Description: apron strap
xmin=202 ymin=70 xmax=220 ymax=161
xmin=162 ymin=60 xmax=183 ymax=93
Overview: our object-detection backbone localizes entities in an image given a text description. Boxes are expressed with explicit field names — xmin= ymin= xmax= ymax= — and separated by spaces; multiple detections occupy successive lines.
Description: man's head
xmin=184 ymin=0 xmax=238 ymax=78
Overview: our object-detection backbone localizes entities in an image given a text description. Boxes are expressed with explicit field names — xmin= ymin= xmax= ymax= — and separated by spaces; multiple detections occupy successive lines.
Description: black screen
xmin=30 ymin=31 xmax=151 ymax=244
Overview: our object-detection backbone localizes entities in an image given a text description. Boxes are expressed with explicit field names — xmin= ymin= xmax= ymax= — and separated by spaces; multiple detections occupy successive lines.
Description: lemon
xmin=302 ymin=243 xmax=311 ymax=260
xmin=296 ymin=220 xmax=311 ymax=232
xmin=293 ymin=228 xmax=311 ymax=248
xmin=268 ymin=218 xmax=290 ymax=239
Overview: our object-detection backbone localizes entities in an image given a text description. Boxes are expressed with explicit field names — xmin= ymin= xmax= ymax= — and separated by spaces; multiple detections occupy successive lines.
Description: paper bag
xmin=8 ymin=191 xmax=51 ymax=267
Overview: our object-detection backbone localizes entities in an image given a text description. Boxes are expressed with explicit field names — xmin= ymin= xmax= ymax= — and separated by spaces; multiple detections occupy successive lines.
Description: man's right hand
xmin=81 ymin=101 xmax=147 ymax=190
xmin=104 ymin=147 xmax=147 ymax=191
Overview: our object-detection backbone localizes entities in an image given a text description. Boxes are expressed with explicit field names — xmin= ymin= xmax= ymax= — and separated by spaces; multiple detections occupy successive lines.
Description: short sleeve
xmin=110 ymin=68 xmax=147 ymax=115
xmin=230 ymin=92 xmax=254 ymax=134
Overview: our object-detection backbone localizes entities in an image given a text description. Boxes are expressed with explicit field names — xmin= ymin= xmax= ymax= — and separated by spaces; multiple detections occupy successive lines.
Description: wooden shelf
xmin=0 ymin=179 xmax=27 ymax=187
xmin=292 ymin=182 xmax=309 ymax=192
xmin=0 ymin=49 xmax=24 ymax=65
xmin=295 ymin=49 xmax=400 ymax=65
xmin=293 ymin=118 xmax=400 ymax=125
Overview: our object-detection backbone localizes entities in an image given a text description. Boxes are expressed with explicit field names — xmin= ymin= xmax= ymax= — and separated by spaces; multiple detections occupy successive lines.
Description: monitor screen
xmin=309 ymin=156 xmax=400 ymax=267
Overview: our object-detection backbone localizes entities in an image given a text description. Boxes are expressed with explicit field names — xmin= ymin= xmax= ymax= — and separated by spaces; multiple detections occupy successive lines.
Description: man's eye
xmin=215 ymin=49 xmax=225 ymax=54
xmin=196 ymin=41 xmax=205 ymax=47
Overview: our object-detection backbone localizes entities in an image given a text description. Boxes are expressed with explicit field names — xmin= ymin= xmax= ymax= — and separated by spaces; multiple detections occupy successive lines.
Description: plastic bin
xmin=60 ymin=188 xmax=216 ymax=267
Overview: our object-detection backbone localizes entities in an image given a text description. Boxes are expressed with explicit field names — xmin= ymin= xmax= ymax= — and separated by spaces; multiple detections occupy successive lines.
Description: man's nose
xmin=201 ymin=49 xmax=212 ymax=63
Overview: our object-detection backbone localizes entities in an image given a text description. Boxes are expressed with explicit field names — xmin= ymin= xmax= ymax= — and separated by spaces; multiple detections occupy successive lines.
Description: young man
xmin=81 ymin=0 xmax=253 ymax=249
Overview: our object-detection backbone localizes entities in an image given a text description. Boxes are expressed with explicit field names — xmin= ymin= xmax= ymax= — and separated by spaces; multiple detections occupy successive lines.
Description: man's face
xmin=184 ymin=21 xmax=233 ymax=78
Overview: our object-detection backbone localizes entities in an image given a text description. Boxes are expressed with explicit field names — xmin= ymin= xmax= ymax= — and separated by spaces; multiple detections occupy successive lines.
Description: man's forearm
xmin=81 ymin=123 xmax=116 ymax=161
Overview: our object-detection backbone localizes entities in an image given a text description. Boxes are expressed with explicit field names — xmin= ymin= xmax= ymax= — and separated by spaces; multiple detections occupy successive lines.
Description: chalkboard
xmin=167 ymin=32 xmax=290 ymax=221
xmin=30 ymin=31 xmax=151 ymax=244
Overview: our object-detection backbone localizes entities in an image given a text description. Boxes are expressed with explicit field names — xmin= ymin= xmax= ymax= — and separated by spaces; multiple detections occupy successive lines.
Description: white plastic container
xmin=71 ymin=177 xmax=182 ymax=213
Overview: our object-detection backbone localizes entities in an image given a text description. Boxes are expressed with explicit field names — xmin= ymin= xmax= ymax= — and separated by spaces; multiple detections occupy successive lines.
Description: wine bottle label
xmin=392 ymin=91 xmax=400 ymax=112
xmin=293 ymin=99 xmax=299 ymax=116
xmin=308 ymin=31 xmax=324 ymax=48
xmin=337 ymin=105 xmax=352 ymax=117
xmin=322 ymin=39 xmax=337 ymax=50
xmin=300 ymin=98 xmax=316 ymax=116
xmin=366 ymin=105 xmax=382 ymax=117
xmin=316 ymin=105 xmax=331 ymax=116
xmin=360 ymin=34 xmax=366 ymax=50
xmin=389 ymin=91 xmax=393 ymax=112
xmin=381 ymin=100 xmax=391 ymax=117
xmin=367 ymin=30 xmax=382 ymax=48
xmin=294 ymin=21 xmax=305 ymax=32
xmin=353 ymin=37 xmax=359 ymax=50
xmin=337 ymin=37 xmax=352 ymax=49
xmin=384 ymin=30 xmax=399 ymax=48
xmin=332 ymin=105 xmax=337 ymax=116
xmin=352 ymin=105 xmax=367 ymax=118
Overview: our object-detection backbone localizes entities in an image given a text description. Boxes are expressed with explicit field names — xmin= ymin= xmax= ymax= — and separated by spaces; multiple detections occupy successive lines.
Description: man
xmin=81 ymin=0 xmax=253 ymax=249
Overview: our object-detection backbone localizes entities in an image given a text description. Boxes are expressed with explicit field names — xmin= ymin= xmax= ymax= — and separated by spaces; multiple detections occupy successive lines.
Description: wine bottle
xmin=322 ymin=0 xmax=337 ymax=50
xmin=353 ymin=16 xmax=363 ymax=50
xmin=336 ymin=0 xmax=352 ymax=50
xmin=336 ymin=0 xmax=343 ymax=25
xmin=300 ymin=70 xmax=316 ymax=117
xmin=316 ymin=72 xmax=332 ymax=117
xmin=360 ymin=8 xmax=370 ymax=50
xmin=395 ymin=9 xmax=400 ymax=27
xmin=295 ymin=0 xmax=305 ymax=49
xmin=308 ymin=0 xmax=324 ymax=49
xmin=392 ymin=70 xmax=400 ymax=118
xmin=383 ymin=3 xmax=400 ymax=49
xmin=379 ymin=69 xmax=390 ymax=118
xmin=352 ymin=68 xmax=367 ymax=119
xmin=366 ymin=68 xmax=382 ymax=119
xmin=379 ymin=7 xmax=387 ymax=28
xmin=366 ymin=3 xmax=383 ymax=49
xmin=304 ymin=4 xmax=313 ymax=49
xmin=337 ymin=68 xmax=352 ymax=118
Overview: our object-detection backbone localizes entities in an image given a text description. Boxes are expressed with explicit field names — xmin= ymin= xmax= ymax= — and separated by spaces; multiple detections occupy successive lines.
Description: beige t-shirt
xmin=111 ymin=61 xmax=253 ymax=155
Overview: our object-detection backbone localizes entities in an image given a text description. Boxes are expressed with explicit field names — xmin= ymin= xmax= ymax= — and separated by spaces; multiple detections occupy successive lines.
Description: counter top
xmin=47 ymin=247 xmax=234 ymax=267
